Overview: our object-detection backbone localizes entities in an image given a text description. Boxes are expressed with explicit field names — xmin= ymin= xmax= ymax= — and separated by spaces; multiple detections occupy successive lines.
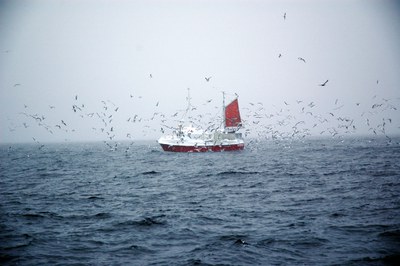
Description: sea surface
xmin=1 ymin=138 xmax=400 ymax=265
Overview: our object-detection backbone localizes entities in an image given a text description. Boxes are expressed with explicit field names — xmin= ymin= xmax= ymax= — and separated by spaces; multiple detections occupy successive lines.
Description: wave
xmin=20 ymin=211 xmax=63 ymax=220
xmin=60 ymin=212 xmax=112 ymax=220
xmin=86 ymin=195 xmax=105 ymax=200
xmin=329 ymin=212 xmax=346 ymax=218
xmin=21 ymin=213 xmax=45 ymax=219
xmin=219 ymin=234 xmax=248 ymax=241
xmin=134 ymin=217 xmax=165 ymax=226
xmin=110 ymin=244 xmax=153 ymax=254
xmin=0 ymin=254 xmax=20 ymax=264
xmin=219 ymin=234 xmax=250 ymax=246
xmin=212 ymin=170 xmax=261 ymax=176
xmin=378 ymin=229 xmax=400 ymax=239
xmin=1 ymin=233 xmax=34 ymax=251
xmin=140 ymin=170 xmax=161 ymax=175
xmin=257 ymin=236 xmax=328 ymax=249
xmin=93 ymin=212 xmax=112 ymax=219
xmin=116 ymin=215 xmax=167 ymax=228
xmin=350 ymin=254 xmax=400 ymax=265
xmin=369 ymin=170 xmax=399 ymax=177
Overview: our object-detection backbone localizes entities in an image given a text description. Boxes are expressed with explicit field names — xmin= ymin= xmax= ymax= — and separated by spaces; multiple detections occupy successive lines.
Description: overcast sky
xmin=1 ymin=0 xmax=399 ymax=143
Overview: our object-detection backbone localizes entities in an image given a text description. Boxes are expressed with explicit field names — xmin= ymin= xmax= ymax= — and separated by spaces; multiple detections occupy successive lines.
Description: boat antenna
xmin=187 ymin=87 xmax=192 ymax=113
xmin=181 ymin=88 xmax=192 ymax=122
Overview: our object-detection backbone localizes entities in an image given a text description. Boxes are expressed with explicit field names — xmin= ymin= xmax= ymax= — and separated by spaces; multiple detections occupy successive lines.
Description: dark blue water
xmin=1 ymin=138 xmax=400 ymax=265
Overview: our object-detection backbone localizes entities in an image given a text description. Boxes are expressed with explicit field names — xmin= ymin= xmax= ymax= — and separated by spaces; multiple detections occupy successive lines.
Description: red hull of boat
xmin=160 ymin=143 xmax=244 ymax=152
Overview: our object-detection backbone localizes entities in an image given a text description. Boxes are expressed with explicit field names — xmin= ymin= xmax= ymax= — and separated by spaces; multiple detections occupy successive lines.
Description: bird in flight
xmin=205 ymin=76 xmax=212 ymax=82
xmin=319 ymin=80 xmax=329 ymax=86
xmin=298 ymin=57 xmax=306 ymax=63
xmin=283 ymin=13 xmax=286 ymax=20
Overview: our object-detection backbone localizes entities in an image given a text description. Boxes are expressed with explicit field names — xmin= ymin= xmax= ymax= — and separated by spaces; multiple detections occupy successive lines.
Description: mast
xmin=222 ymin=91 xmax=226 ymax=132
xmin=186 ymin=88 xmax=191 ymax=114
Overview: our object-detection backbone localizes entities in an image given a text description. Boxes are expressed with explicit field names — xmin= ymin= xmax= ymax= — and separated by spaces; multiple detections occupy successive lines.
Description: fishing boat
xmin=158 ymin=91 xmax=244 ymax=152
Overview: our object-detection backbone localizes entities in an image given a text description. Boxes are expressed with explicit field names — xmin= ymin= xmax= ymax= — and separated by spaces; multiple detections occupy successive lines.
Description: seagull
xmin=205 ymin=76 xmax=212 ymax=82
xmin=298 ymin=57 xmax=306 ymax=63
xmin=319 ymin=80 xmax=329 ymax=86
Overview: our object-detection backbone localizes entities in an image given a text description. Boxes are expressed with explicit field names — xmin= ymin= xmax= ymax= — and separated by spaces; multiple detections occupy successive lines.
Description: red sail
xmin=225 ymin=99 xmax=242 ymax=128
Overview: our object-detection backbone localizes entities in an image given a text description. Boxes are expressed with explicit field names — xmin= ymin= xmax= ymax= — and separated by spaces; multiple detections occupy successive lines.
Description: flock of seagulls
xmin=248 ymin=97 xmax=397 ymax=137
xmin=11 ymin=83 xmax=399 ymax=152
xmin=6 ymin=11 xmax=399 ymax=151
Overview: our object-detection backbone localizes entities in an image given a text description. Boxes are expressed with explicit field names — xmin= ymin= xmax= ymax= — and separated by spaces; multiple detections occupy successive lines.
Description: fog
xmin=1 ymin=0 xmax=399 ymax=143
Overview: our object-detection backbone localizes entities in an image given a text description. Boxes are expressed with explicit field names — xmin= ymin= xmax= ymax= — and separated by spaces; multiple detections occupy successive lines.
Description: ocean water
xmin=1 ymin=138 xmax=400 ymax=265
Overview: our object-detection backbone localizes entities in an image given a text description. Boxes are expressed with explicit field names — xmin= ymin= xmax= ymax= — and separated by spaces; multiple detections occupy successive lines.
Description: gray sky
xmin=1 ymin=0 xmax=400 ymax=143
